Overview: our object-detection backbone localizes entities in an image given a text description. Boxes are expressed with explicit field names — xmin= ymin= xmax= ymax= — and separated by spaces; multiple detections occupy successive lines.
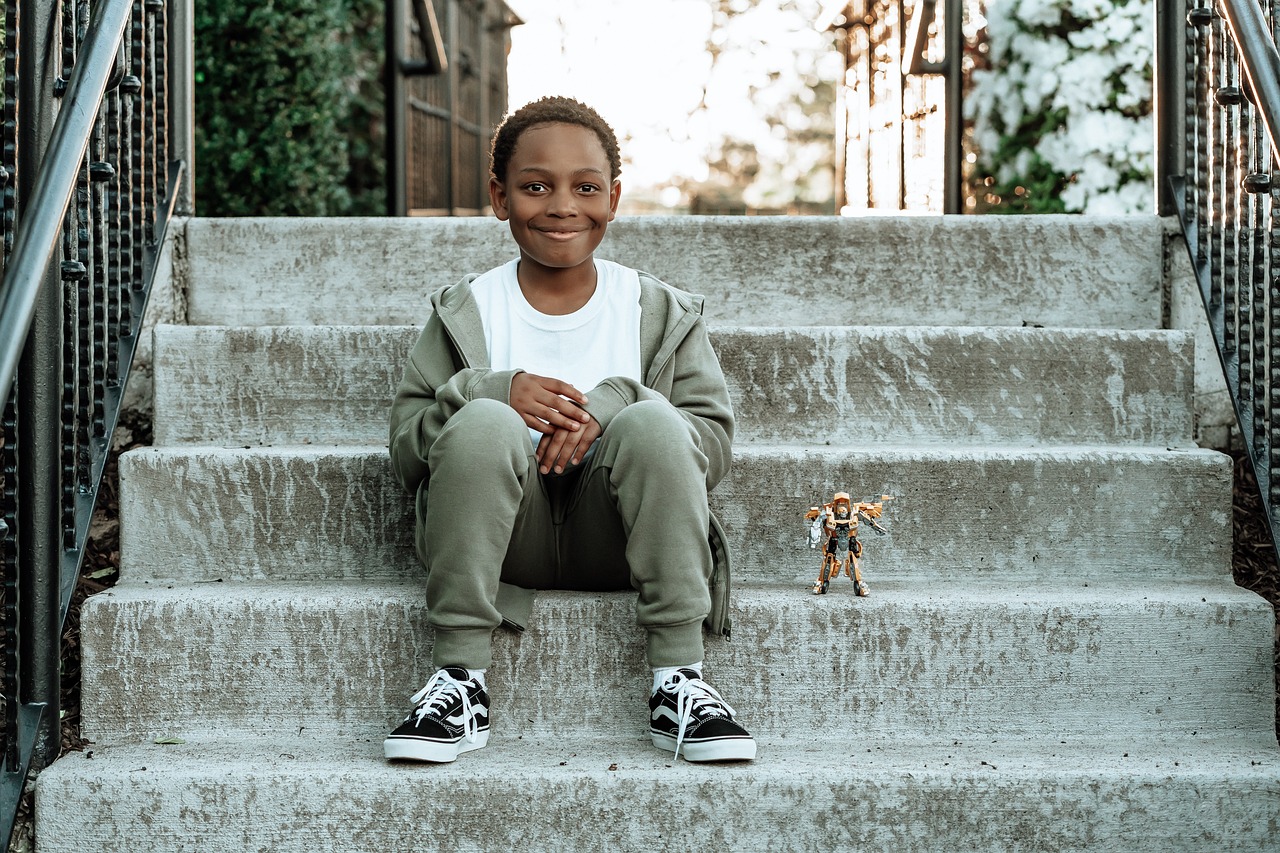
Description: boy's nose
xmin=546 ymin=188 xmax=577 ymax=216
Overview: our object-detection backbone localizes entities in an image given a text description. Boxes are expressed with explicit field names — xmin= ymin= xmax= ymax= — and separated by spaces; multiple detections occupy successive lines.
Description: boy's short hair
xmin=490 ymin=96 xmax=622 ymax=183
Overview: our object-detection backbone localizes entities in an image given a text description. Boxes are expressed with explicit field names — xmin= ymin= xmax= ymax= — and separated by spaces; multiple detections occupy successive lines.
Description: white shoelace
xmin=659 ymin=670 xmax=736 ymax=759
xmin=408 ymin=669 xmax=481 ymax=744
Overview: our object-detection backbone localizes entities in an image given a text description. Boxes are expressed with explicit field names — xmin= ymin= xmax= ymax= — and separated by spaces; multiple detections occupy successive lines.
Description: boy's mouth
xmin=538 ymin=228 xmax=586 ymax=241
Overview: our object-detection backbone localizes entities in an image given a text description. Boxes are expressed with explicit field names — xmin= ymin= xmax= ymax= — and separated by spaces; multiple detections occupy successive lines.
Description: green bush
xmin=194 ymin=0 xmax=385 ymax=216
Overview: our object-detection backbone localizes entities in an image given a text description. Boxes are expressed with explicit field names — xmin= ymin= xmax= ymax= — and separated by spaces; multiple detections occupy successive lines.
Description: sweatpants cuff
xmin=646 ymin=619 xmax=706 ymax=668
xmin=431 ymin=628 xmax=494 ymax=671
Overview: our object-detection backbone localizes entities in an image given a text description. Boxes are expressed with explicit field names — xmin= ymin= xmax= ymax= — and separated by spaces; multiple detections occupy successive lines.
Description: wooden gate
xmin=387 ymin=0 xmax=521 ymax=216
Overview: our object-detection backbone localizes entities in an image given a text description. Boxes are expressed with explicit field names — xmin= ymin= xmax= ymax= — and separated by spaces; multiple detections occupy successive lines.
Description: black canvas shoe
xmin=384 ymin=666 xmax=490 ymax=763
xmin=649 ymin=668 xmax=756 ymax=762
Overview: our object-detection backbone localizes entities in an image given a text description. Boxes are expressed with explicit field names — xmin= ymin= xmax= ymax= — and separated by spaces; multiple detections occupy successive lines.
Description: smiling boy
xmin=385 ymin=96 xmax=754 ymax=764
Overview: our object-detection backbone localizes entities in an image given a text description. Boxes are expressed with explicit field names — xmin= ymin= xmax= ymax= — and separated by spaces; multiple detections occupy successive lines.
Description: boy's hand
xmin=509 ymin=372 xmax=592 ymax=434
xmin=536 ymin=418 xmax=602 ymax=475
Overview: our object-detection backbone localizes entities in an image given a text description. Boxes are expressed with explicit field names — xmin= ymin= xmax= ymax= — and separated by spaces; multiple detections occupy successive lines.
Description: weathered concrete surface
xmin=37 ymin=213 xmax=1278 ymax=853
xmin=120 ymin=224 xmax=187 ymax=416
xmin=152 ymin=324 xmax=1196 ymax=448
xmin=180 ymin=215 xmax=1164 ymax=328
xmin=117 ymin=445 xmax=1232 ymax=585
xmin=79 ymin=582 xmax=1275 ymax=745
xmin=36 ymin=738 xmax=1280 ymax=853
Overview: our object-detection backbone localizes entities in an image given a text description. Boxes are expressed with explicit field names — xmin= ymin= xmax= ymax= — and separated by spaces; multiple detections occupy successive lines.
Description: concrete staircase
xmin=34 ymin=216 xmax=1280 ymax=851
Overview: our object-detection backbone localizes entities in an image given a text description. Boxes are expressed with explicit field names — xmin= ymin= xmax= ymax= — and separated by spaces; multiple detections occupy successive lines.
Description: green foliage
xmin=966 ymin=0 xmax=1153 ymax=215
xmin=194 ymin=0 xmax=385 ymax=216
xmin=974 ymin=107 xmax=1070 ymax=214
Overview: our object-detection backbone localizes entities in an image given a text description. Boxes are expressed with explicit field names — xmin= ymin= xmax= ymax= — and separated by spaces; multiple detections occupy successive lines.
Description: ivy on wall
xmin=966 ymin=0 xmax=1153 ymax=214
xmin=194 ymin=0 xmax=385 ymax=216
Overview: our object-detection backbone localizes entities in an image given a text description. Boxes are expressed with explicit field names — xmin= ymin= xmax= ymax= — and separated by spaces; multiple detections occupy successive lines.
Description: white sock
xmin=467 ymin=668 xmax=486 ymax=688
xmin=652 ymin=661 xmax=702 ymax=694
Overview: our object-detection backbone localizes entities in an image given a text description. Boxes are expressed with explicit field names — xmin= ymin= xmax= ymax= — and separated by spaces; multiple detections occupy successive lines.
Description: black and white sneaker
xmin=384 ymin=666 xmax=490 ymax=763
xmin=649 ymin=668 xmax=756 ymax=762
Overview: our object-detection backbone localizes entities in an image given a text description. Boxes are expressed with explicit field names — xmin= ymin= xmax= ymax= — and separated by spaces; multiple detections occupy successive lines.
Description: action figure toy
xmin=804 ymin=493 xmax=891 ymax=596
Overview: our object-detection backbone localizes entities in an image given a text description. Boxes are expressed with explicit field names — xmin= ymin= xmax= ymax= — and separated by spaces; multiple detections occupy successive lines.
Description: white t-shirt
xmin=471 ymin=258 xmax=643 ymax=444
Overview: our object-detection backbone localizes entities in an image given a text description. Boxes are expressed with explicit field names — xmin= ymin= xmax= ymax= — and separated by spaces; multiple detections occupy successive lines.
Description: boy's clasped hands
xmin=509 ymin=371 xmax=601 ymax=475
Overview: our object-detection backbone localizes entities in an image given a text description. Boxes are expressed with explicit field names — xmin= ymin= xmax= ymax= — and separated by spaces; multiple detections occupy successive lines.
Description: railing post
xmin=943 ymin=0 xmax=963 ymax=213
xmin=16 ymin=0 xmax=64 ymax=770
xmin=169 ymin=0 xmax=194 ymax=215
xmin=386 ymin=0 xmax=407 ymax=216
xmin=1156 ymin=0 xmax=1189 ymax=216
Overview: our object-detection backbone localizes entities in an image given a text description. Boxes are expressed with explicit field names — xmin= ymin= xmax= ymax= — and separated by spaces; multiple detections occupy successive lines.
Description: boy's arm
xmin=582 ymin=316 xmax=734 ymax=489
xmin=388 ymin=320 xmax=519 ymax=492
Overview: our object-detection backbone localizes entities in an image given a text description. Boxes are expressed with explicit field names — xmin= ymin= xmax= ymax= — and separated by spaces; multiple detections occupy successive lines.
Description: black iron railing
xmin=0 ymin=0 xmax=184 ymax=847
xmin=825 ymin=0 xmax=964 ymax=213
xmin=1167 ymin=0 xmax=1280 ymax=546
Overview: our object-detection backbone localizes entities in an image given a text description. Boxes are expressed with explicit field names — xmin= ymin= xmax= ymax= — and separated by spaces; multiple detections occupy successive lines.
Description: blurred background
xmin=192 ymin=0 xmax=1153 ymax=218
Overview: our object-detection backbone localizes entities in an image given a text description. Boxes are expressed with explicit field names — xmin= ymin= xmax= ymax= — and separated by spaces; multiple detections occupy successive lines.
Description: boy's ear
xmin=608 ymin=178 xmax=622 ymax=221
xmin=489 ymin=177 xmax=510 ymax=221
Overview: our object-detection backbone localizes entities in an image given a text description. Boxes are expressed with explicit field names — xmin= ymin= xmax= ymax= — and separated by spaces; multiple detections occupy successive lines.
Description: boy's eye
xmin=525 ymin=182 xmax=547 ymax=192
xmin=578 ymin=184 xmax=600 ymax=194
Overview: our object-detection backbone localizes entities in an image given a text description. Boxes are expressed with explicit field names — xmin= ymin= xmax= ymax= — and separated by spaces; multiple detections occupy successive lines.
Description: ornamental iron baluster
xmin=1172 ymin=0 xmax=1280 ymax=545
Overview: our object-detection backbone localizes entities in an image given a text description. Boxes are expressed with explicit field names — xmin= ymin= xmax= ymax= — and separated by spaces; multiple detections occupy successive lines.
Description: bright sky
xmin=505 ymin=0 xmax=716 ymax=190
xmin=504 ymin=0 xmax=838 ymax=194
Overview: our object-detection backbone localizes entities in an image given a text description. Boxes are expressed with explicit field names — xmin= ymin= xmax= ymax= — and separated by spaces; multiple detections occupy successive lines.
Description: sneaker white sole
xmin=650 ymin=731 xmax=757 ymax=762
xmin=384 ymin=728 xmax=490 ymax=763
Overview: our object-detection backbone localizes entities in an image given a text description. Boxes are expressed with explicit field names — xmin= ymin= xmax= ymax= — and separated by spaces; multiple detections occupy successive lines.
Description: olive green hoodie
xmin=388 ymin=269 xmax=735 ymax=638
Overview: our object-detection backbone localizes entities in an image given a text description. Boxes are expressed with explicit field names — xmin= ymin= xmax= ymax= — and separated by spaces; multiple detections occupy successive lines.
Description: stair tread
xmin=152 ymin=322 xmax=1195 ymax=447
xmin=180 ymin=215 xmax=1165 ymax=328
xmin=35 ymin=735 xmax=1280 ymax=853
xmin=81 ymin=579 xmax=1274 ymax=746
xmin=43 ymin=733 xmax=1280 ymax=777
xmin=95 ymin=576 xmax=1260 ymax=602
xmin=117 ymin=442 xmax=1231 ymax=584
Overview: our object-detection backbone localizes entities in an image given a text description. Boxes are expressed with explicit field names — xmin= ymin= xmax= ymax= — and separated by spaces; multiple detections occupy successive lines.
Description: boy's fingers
xmin=531 ymin=374 xmax=588 ymax=406
xmin=521 ymin=413 xmax=556 ymax=435
xmin=534 ymin=392 xmax=587 ymax=427
xmin=540 ymin=431 xmax=572 ymax=474
xmin=540 ymin=404 xmax=582 ymax=431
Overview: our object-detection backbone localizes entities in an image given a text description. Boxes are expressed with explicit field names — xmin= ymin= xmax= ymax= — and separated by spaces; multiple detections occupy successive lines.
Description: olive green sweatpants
xmin=420 ymin=397 xmax=714 ymax=670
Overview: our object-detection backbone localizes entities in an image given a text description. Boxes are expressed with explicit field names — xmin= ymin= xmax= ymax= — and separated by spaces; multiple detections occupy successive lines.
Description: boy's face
xmin=489 ymin=122 xmax=621 ymax=280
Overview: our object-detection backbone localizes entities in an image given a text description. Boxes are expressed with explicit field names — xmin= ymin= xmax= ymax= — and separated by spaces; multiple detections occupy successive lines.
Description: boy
xmin=384 ymin=96 xmax=754 ymax=764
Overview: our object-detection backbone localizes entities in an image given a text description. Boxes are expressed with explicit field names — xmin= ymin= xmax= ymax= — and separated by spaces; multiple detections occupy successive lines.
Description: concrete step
xmin=79 ymin=582 xmax=1275 ymax=746
xmin=177 ymin=215 xmax=1164 ymax=328
xmin=151 ymin=324 xmax=1195 ymax=448
xmin=117 ymin=445 xmax=1231 ymax=585
xmin=34 ymin=737 xmax=1280 ymax=853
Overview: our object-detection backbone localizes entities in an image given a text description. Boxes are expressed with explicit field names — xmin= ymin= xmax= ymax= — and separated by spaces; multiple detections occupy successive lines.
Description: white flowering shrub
xmin=966 ymin=0 xmax=1154 ymax=213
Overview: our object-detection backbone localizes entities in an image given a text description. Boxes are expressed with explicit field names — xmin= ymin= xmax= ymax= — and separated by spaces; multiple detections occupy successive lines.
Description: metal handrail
xmin=1167 ymin=0 xmax=1280 ymax=549
xmin=0 ymin=0 xmax=184 ymax=849
xmin=832 ymin=0 xmax=964 ymax=213
xmin=901 ymin=0 xmax=964 ymax=213
xmin=1221 ymin=0 xmax=1280 ymax=155
xmin=0 ymin=0 xmax=132 ymax=399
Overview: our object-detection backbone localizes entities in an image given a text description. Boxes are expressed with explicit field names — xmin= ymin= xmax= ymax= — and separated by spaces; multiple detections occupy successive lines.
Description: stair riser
xmin=118 ymin=447 xmax=1232 ymax=585
xmin=80 ymin=587 xmax=1275 ymax=744
xmin=34 ymin=755 xmax=1280 ymax=853
xmin=181 ymin=216 xmax=1164 ymax=328
xmin=152 ymin=325 xmax=1195 ymax=447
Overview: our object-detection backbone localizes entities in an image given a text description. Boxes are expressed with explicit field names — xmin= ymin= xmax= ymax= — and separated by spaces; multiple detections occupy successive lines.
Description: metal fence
xmin=1167 ymin=0 xmax=1280 ymax=548
xmin=386 ymin=0 xmax=519 ymax=216
xmin=0 ymin=0 xmax=185 ymax=847
xmin=825 ymin=0 xmax=964 ymax=213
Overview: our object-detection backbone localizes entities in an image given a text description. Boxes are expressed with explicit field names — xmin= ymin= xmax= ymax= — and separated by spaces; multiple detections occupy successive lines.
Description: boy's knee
xmin=608 ymin=400 xmax=694 ymax=447
xmin=602 ymin=400 xmax=704 ymax=475
xmin=433 ymin=398 xmax=530 ymax=460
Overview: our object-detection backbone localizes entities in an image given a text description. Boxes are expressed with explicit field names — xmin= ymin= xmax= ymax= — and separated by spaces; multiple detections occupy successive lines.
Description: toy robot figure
xmin=804 ymin=493 xmax=891 ymax=596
